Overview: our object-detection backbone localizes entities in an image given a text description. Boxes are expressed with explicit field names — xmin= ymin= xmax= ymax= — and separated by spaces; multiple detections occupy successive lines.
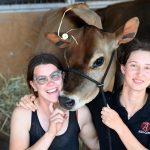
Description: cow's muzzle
xmin=59 ymin=95 xmax=75 ymax=110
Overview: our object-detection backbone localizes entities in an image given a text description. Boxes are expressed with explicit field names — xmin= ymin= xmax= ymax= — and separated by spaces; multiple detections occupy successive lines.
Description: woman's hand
xmin=16 ymin=94 xmax=38 ymax=111
xmin=101 ymin=106 xmax=149 ymax=150
xmin=101 ymin=106 xmax=124 ymax=132
xmin=48 ymin=108 xmax=68 ymax=136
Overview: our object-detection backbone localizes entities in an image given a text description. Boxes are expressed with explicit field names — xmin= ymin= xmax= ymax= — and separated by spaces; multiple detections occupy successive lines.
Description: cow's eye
xmin=93 ymin=57 xmax=104 ymax=68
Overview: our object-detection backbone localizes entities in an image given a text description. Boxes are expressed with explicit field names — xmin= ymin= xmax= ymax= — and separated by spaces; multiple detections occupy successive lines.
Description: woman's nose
xmin=47 ymin=78 xmax=55 ymax=85
xmin=136 ymin=66 xmax=143 ymax=76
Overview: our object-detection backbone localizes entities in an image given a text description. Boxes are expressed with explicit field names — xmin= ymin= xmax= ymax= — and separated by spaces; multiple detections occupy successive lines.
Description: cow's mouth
xmin=58 ymin=95 xmax=75 ymax=110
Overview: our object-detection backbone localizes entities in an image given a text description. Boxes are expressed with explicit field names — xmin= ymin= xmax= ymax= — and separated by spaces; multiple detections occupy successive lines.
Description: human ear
xmin=30 ymin=81 xmax=37 ymax=92
xmin=121 ymin=65 xmax=125 ymax=75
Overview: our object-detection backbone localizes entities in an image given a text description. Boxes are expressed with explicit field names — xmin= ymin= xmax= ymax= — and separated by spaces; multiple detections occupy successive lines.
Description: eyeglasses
xmin=33 ymin=70 xmax=63 ymax=85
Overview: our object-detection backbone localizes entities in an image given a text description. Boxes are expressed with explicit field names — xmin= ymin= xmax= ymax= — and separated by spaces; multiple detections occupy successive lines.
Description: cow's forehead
xmin=67 ymin=25 xmax=115 ymax=68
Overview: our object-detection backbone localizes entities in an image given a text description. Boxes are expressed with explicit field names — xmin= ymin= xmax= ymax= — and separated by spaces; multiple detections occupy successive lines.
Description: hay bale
xmin=0 ymin=74 xmax=28 ymax=135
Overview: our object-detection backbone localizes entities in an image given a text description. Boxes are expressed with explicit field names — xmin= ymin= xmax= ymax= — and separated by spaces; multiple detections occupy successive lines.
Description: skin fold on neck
xmin=119 ymin=87 xmax=148 ymax=119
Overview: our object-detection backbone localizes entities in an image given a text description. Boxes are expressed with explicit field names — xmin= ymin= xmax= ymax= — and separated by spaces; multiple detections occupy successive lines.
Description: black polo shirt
xmin=87 ymin=88 xmax=150 ymax=150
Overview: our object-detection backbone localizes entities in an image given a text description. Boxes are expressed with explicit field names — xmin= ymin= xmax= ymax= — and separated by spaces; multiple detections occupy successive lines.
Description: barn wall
xmin=0 ymin=11 xmax=45 ymax=78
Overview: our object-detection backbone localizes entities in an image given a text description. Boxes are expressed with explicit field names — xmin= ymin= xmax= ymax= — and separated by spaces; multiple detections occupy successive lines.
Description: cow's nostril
xmin=66 ymin=99 xmax=75 ymax=107
xmin=59 ymin=96 xmax=75 ymax=110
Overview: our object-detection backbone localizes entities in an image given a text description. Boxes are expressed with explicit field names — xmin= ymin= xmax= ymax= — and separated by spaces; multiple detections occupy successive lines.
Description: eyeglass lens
xmin=33 ymin=70 xmax=62 ymax=85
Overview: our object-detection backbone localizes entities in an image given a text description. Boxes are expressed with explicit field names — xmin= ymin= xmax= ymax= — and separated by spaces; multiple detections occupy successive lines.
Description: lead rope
xmin=98 ymin=50 xmax=115 ymax=150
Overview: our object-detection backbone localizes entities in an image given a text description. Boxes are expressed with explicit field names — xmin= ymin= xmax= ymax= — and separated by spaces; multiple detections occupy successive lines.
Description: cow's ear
xmin=46 ymin=33 xmax=69 ymax=49
xmin=72 ymin=5 xmax=102 ymax=29
xmin=116 ymin=17 xmax=139 ymax=44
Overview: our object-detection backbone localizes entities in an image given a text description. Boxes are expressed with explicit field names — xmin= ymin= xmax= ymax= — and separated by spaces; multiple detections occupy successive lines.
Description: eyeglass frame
xmin=33 ymin=70 xmax=63 ymax=85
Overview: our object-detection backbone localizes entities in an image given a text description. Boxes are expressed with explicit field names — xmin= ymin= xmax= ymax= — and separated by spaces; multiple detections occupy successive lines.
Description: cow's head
xmin=46 ymin=4 xmax=139 ymax=111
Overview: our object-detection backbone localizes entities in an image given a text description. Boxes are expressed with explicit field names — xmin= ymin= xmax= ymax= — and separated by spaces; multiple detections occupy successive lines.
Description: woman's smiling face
xmin=30 ymin=64 xmax=63 ymax=103
xmin=121 ymin=50 xmax=150 ymax=91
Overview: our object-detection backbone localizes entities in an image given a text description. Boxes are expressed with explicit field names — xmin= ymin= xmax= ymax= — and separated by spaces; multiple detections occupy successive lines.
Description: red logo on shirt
xmin=140 ymin=122 xmax=150 ymax=132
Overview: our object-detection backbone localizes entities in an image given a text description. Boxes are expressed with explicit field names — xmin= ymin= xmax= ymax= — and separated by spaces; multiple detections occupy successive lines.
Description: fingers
xmin=100 ymin=106 xmax=121 ymax=129
xmin=48 ymin=109 xmax=68 ymax=135
xmin=49 ymin=103 xmax=67 ymax=114
xmin=100 ymin=104 xmax=111 ymax=117
xmin=101 ymin=106 xmax=112 ymax=125
xmin=50 ymin=113 xmax=66 ymax=123
xmin=50 ymin=109 xmax=68 ymax=126
xmin=16 ymin=94 xmax=37 ymax=111
xmin=50 ymin=108 xmax=68 ymax=119
xmin=101 ymin=107 xmax=109 ymax=118
xmin=16 ymin=100 xmax=31 ymax=110
xmin=101 ymin=107 xmax=111 ymax=116
xmin=101 ymin=115 xmax=108 ymax=126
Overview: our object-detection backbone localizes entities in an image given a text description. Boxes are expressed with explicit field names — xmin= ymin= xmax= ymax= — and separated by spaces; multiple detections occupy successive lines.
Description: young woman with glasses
xmin=9 ymin=53 xmax=99 ymax=150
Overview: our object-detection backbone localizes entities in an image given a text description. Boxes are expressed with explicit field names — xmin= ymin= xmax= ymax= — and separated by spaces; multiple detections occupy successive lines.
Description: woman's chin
xmin=48 ymin=93 xmax=59 ymax=101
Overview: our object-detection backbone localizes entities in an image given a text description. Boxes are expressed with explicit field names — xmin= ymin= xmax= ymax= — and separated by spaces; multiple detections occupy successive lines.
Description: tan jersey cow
xmin=32 ymin=3 xmax=139 ymax=110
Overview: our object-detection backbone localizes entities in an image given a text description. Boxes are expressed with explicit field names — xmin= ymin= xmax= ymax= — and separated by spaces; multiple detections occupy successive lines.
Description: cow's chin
xmin=69 ymin=101 xmax=88 ymax=111
xmin=59 ymin=93 xmax=97 ymax=111
xmin=59 ymin=97 xmax=88 ymax=111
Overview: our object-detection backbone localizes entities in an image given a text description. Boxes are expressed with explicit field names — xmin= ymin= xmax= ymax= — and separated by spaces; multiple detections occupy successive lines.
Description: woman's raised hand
xmin=48 ymin=107 xmax=68 ymax=136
